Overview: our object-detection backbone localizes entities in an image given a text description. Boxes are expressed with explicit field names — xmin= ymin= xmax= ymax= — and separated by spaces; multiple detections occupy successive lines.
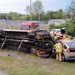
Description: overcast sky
xmin=0 ymin=0 xmax=72 ymax=14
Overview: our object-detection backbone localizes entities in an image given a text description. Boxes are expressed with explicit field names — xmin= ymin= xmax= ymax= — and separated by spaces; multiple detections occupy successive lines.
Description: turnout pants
xmin=56 ymin=52 xmax=62 ymax=61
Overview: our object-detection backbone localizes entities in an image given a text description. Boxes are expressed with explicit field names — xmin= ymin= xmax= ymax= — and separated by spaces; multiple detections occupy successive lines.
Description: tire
xmin=36 ymin=50 xmax=50 ymax=58
xmin=62 ymin=54 xmax=65 ymax=61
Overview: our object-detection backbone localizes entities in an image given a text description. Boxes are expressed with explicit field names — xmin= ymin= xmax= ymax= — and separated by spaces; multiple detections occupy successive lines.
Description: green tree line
xmin=0 ymin=10 xmax=66 ymax=21
xmin=0 ymin=12 xmax=30 ymax=21
xmin=0 ymin=0 xmax=74 ymax=21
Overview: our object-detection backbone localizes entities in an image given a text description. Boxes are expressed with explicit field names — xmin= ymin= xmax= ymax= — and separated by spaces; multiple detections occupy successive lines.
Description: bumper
xmin=65 ymin=56 xmax=75 ymax=60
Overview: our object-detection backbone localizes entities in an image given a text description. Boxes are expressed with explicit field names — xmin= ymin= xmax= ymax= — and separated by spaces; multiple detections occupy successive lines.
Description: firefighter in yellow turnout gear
xmin=63 ymin=33 xmax=69 ymax=40
xmin=54 ymin=40 xmax=63 ymax=61
xmin=54 ymin=31 xmax=60 ymax=40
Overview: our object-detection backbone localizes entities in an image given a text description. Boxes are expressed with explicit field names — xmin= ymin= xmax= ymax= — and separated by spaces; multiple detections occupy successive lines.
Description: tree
xmin=40 ymin=11 xmax=48 ymax=20
xmin=0 ymin=13 xmax=7 ymax=20
xmin=57 ymin=9 xmax=64 ymax=19
xmin=53 ymin=9 xmax=65 ymax=19
xmin=66 ymin=0 xmax=75 ymax=19
xmin=46 ymin=11 xmax=54 ymax=19
xmin=20 ymin=15 xmax=26 ymax=20
xmin=25 ymin=0 xmax=43 ymax=20
xmin=25 ymin=6 xmax=30 ymax=15
xmin=49 ymin=24 xmax=56 ymax=30
xmin=7 ymin=12 xmax=27 ymax=21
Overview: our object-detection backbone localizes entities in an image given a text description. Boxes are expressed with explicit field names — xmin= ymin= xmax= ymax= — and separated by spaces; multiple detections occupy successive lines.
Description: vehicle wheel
xmin=62 ymin=55 xmax=65 ymax=61
xmin=36 ymin=50 xmax=50 ymax=58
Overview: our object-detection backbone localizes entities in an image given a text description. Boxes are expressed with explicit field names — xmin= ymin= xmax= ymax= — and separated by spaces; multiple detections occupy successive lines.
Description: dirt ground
xmin=0 ymin=71 xmax=8 ymax=75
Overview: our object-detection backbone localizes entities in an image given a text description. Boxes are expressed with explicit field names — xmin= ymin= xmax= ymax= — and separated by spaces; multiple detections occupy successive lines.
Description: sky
xmin=0 ymin=0 xmax=73 ymax=14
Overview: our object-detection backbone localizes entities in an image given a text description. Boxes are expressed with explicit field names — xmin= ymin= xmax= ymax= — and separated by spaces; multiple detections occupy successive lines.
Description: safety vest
xmin=63 ymin=34 xmax=68 ymax=40
xmin=55 ymin=43 xmax=62 ymax=53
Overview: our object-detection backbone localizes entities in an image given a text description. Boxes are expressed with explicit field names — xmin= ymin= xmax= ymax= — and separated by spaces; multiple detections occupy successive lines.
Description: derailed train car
xmin=0 ymin=29 xmax=55 ymax=58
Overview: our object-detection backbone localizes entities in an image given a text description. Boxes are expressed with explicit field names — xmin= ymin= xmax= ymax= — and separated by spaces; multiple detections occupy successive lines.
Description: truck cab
xmin=21 ymin=22 xmax=39 ymax=30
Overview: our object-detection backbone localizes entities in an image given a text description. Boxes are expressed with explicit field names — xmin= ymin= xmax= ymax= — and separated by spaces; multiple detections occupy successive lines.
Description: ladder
xmin=16 ymin=40 xmax=23 ymax=54
xmin=1 ymin=36 xmax=7 ymax=49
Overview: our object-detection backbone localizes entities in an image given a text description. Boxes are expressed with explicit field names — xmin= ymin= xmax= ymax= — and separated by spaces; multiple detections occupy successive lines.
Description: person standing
xmin=54 ymin=31 xmax=60 ymax=40
xmin=54 ymin=40 xmax=63 ymax=61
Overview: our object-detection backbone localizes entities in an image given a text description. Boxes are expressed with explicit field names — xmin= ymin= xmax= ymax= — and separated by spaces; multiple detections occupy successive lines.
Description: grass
xmin=0 ymin=53 xmax=75 ymax=75
xmin=0 ymin=55 xmax=48 ymax=75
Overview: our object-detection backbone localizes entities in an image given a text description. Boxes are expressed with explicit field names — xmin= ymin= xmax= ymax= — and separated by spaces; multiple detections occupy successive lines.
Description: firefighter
xmin=54 ymin=40 xmax=63 ymax=61
xmin=10 ymin=25 xmax=15 ymax=29
xmin=61 ymin=28 xmax=69 ymax=40
xmin=63 ymin=33 xmax=69 ymax=40
xmin=54 ymin=31 xmax=60 ymax=40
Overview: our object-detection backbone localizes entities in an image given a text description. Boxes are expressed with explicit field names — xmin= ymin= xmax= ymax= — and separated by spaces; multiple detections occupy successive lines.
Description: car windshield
xmin=21 ymin=25 xmax=30 ymax=29
xmin=66 ymin=42 xmax=75 ymax=48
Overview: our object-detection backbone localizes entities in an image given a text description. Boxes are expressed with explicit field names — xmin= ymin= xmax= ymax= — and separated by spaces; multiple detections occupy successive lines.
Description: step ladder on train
xmin=16 ymin=40 xmax=23 ymax=54
xmin=1 ymin=36 xmax=7 ymax=49
xmin=0 ymin=36 xmax=23 ymax=54
xmin=0 ymin=36 xmax=23 ymax=51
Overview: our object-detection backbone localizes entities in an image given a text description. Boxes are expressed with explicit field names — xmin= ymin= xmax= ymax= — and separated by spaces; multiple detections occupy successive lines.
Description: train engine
xmin=0 ymin=29 xmax=54 ymax=58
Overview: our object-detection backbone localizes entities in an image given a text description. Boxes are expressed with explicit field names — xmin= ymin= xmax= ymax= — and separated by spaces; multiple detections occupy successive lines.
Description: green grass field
xmin=0 ymin=50 xmax=75 ymax=75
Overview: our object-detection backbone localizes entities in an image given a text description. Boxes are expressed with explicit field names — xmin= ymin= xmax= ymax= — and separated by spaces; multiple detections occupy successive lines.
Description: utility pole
xmin=30 ymin=0 xmax=32 ymax=21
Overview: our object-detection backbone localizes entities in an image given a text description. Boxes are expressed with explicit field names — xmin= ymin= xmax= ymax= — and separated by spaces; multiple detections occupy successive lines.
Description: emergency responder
xmin=54 ymin=40 xmax=63 ymax=61
xmin=61 ymin=28 xmax=66 ymax=34
xmin=54 ymin=31 xmax=60 ymax=40
xmin=63 ymin=33 xmax=69 ymax=40
xmin=10 ymin=25 xmax=15 ymax=29
xmin=60 ymin=28 xmax=69 ymax=40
